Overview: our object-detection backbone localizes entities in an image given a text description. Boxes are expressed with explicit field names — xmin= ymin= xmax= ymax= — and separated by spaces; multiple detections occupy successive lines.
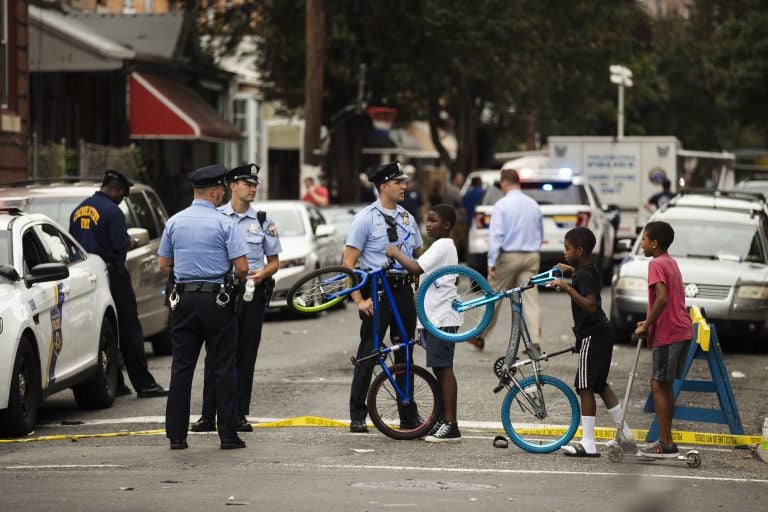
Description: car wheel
xmin=0 ymin=336 xmax=40 ymax=437
xmin=72 ymin=319 xmax=118 ymax=409
xmin=150 ymin=325 xmax=172 ymax=356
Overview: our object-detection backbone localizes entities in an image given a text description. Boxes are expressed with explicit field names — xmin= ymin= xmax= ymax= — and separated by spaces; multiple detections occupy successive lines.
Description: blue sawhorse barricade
xmin=643 ymin=307 xmax=745 ymax=444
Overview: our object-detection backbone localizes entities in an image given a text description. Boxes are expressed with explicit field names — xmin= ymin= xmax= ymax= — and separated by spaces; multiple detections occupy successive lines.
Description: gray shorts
xmin=651 ymin=340 xmax=691 ymax=382
xmin=425 ymin=327 xmax=458 ymax=368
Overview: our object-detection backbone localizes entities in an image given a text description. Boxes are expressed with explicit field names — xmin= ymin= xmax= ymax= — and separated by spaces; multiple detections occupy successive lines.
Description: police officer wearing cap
xmin=157 ymin=164 xmax=250 ymax=450
xmin=343 ymin=161 xmax=423 ymax=433
xmin=69 ymin=169 xmax=168 ymax=399
xmin=190 ymin=163 xmax=282 ymax=434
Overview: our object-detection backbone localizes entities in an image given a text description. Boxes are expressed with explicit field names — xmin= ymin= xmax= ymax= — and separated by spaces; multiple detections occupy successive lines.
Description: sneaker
xmin=421 ymin=420 xmax=444 ymax=439
xmin=468 ymin=337 xmax=484 ymax=351
xmin=425 ymin=421 xmax=461 ymax=443
xmin=640 ymin=439 xmax=678 ymax=457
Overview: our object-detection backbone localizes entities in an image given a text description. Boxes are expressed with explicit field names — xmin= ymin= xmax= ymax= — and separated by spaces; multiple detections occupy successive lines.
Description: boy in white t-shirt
xmin=386 ymin=204 xmax=463 ymax=443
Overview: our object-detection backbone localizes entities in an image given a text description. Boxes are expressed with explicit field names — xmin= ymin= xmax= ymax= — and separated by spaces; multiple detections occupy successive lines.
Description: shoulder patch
xmin=266 ymin=222 xmax=279 ymax=237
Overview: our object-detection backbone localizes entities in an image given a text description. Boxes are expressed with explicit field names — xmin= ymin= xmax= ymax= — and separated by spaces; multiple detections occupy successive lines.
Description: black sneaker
xmin=190 ymin=416 xmax=216 ymax=432
xmin=425 ymin=421 xmax=461 ymax=443
xmin=640 ymin=439 xmax=679 ymax=457
xmin=235 ymin=416 xmax=253 ymax=432
xmin=350 ymin=420 xmax=368 ymax=433
xmin=421 ymin=420 xmax=444 ymax=439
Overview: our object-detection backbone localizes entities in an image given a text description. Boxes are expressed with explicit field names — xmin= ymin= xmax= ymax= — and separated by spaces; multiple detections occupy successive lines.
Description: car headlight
xmin=279 ymin=257 xmax=306 ymax=269
xmin=615 ymin=276 xmax=647 ymax=293
xmin=736 ymin=285 xmax=768 ymax=300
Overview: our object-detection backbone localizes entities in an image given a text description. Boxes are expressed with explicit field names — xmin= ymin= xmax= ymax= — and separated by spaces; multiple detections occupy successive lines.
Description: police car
xmin=465 ymin=162 xmax=617 ymax=280
xmin=0 ymin=208 xmax=118 ymax=437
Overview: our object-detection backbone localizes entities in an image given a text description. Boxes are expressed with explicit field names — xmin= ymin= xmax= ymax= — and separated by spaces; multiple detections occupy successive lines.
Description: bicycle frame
xmin=343 ymin=266 xmax=419 ymax=407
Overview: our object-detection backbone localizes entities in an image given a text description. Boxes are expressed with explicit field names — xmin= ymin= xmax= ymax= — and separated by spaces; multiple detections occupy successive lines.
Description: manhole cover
xmin=351 ymin=481 xmax=495 ymax=491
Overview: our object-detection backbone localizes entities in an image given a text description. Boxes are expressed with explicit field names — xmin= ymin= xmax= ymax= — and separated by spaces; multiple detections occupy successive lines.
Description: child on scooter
xmin=635 ymin=221 xmax=692 ymax=456
xmin=549 ymin=227 xmax=635 ymax=457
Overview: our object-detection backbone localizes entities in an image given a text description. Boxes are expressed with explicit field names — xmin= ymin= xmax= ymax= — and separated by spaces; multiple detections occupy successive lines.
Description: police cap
xmin=103 ymin=169 xmax=134 ymax=189
xmin=225 ymin=163 xmax=261 ymax=185
xmin=368 ymin=161 xmax=409 ymax=186
xmin=188 ymin=164 xmax=228 ymax=188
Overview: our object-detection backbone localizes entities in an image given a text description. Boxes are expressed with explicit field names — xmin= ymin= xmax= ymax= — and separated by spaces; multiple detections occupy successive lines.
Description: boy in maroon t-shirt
xmin=635 ymin=221 xmax=693 ymax=456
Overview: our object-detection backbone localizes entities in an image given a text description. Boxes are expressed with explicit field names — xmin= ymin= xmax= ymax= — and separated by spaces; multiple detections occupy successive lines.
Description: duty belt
xmin=176 ymin=282 xmax=222 ymax=293
xmin=384 ymin=274 xmax=411 ymax=287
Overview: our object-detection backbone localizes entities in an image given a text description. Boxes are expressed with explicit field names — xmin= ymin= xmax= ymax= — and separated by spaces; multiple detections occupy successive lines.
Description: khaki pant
xmin=484 ymin=252 xmax=541 ymax=346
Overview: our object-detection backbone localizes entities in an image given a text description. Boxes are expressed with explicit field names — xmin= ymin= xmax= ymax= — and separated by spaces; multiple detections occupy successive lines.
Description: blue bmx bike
xmin=286 ymin=265 xmax=441 ymax=440
xmin=416 ymin=265 xmax=580 ymax=453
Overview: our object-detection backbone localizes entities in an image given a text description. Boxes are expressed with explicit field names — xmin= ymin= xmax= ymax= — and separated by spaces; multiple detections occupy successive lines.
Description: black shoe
xmin=116 ymin=384 xmax=133 ymax=396
xmin=190 ymin=416 xmax=217 ymax=432
xmin=350 ymin=420 xmax=368 ymax=433
xmin=220 ymin=435 xmax=246 ymax=449
xmin=235 ymin=416 xmax=253 ymax=432
xmin=137 ymin=383 xmax=169 ymax=398
xmin=169 ymin=438 xmax=188 ymax=450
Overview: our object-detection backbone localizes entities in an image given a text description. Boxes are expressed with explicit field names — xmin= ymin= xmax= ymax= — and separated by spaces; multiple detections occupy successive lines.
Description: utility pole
xmin=609 ymin=65 xmax=633 ymax=140
xmin=303 ymin=0 xmax=326 ymax=167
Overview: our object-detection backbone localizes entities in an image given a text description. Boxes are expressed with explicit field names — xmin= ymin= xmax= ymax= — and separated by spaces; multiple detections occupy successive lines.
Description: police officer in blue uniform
xmin=157 ymin=164 xmax=250 ymax=450
xmin=343 ymin=161 xmax=423 ymax=433
xmin=69 ymin=170 xmax=168 ymax=399
xmin=190 ymin=163 xmax=282 ymax=433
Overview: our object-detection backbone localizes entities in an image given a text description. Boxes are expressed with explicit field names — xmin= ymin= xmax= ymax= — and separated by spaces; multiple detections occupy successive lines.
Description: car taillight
xmin=577 ymin=211 xmax=591 ymax=227
xmin=473 ymin=211 xmax=490 ymax=229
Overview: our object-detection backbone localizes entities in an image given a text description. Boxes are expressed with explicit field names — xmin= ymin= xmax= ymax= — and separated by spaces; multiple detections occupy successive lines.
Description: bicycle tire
xmin=416 ymin=265 xmax=494 ymax=342
xmin=367 ymin=363 xmax=442 ymax=440
xmin=286 ymin=266 xmax=357 ymax=314
xmin=500 ymin=374 xmax=579 ymax=453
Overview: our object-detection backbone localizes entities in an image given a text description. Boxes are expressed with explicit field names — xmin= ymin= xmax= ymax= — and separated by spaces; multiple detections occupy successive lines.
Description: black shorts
xmin=573 ymin=326 xmax=614 ymax=393
xmin=425 ymin=326 xmax=458 ymax=368
xmin=652 ymin=339 xmax=691 ymax=382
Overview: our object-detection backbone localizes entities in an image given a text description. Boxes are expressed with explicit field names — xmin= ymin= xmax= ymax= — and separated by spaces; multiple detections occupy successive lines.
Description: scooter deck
xmin=608 ymin=446 xmax=701 ymax=467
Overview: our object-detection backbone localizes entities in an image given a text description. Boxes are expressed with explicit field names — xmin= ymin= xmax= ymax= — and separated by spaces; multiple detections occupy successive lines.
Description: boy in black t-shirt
xmin=549 ymin=227 xmax=635 ymax=457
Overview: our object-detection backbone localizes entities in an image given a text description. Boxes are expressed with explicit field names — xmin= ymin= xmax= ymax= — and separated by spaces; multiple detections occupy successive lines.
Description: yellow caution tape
xmin=2 ymin=416 xmax=761 ymax=447
xmin=689 ymin=306 xmax=711 ymax=351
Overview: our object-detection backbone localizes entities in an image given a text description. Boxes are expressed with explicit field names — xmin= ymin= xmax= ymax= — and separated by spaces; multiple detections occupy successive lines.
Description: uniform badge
xmin=401 ymin=211 xmax=410 ymax=226
xmin=248 ymin=223 xmax=261 ymax=234
xmin=266 ymin=222 xmax=279 ymax=237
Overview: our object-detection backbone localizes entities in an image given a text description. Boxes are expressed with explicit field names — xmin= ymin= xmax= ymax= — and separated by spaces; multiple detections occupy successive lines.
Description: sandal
xmin=561 ymin=442 xmax=601 ymax=457
xmin=493 ymin=435 xmax=509 ymax=449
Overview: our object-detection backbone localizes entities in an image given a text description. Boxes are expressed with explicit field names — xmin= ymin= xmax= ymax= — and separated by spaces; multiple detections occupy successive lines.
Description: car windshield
xmin=521 ymin=182 xmax=588 ymax=206
xmin=26 ymin=196 xmax=87 ymax=227
xmin=268 ymin=210 xmax=305 ymax=237
xmin=0 ymin=232 xmax=10 ymax=267
xmin=639 ymin=220 xmax=765 ymax=263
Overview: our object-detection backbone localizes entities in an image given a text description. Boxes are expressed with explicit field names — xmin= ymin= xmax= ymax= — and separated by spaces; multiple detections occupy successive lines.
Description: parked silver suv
xmin=0 ymin=178 xmax=172 ymax=355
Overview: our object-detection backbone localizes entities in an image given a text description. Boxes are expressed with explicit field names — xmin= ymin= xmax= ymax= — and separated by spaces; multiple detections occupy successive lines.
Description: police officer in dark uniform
xmin=343 ymin=161 xmax=423 ymax=433
xmin=157 ymin=164 xmax=249 ymax=450
xmin=69 ymin=169 xmax=168 ymax=399
xmin=190 ymin=163 xmax=281 ymax=433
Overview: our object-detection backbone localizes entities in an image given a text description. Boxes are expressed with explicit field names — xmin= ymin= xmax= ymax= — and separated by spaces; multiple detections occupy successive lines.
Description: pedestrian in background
xmin=343 ymin=161 xmax=423 ymax=433
xmin=190 ymin=164 xmax=281 ymax=434
xmin=69 ymin=169 xmax=168 ymax=399
xmin=399 ymin=165 xmax=424 ymax=224
xmin=157 ymin=164 xmax=249 ymax=450
xmin=462 ymin=176 xmax=485 ymax=224
xmin=445 ymin=172 xmax=467 ymax=261
xmin=635 ymin=221 xmax=692 ymax=457
xmin=302 ymin=176 xmax=330 ymax=207
xmin=469 ymin=168 xmax=543 ymax=352
xmin=644 ymin=178 xmax=675 ymax=213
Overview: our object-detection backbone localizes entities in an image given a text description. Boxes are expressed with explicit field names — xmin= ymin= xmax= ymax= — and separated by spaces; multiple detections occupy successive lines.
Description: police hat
xmin=225 ymin=163 xmax=261 ymax=185
xmin=368 ymin=161 xmax=409 ymax=186
xmin=187 ymin=164 xmax=228 ymax=188
xmin=103 ymin=169 xmax=134 ymax=189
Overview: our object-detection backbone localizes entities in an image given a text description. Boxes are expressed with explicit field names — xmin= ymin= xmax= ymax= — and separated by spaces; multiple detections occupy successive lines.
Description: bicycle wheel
xmin=500 ymin=374 xmax=579 ymax=453
xmin=286 ymin=266 xmax=357 ymax=314
xmin=367 ymin=363 xmax=442 ymax=440
xmin=416 ymin=265 xmax=494 ymax=342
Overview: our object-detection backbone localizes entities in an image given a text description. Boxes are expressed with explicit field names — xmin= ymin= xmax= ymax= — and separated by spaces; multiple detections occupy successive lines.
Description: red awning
xmin=128 ymin=72 xmax=242 ymax=143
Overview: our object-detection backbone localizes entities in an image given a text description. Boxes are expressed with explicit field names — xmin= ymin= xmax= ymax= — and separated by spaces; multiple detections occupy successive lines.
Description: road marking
xmin=291 ymin=463 xmax=768 ymax=485
xmin=4 ymin=415 xmax=762 ymax=448
xmin=5 ymin=464 xmax=125 ymax=470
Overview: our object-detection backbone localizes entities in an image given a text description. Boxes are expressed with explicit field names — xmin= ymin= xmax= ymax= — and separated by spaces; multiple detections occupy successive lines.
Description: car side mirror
xmin=616 ymin=239 xmax=634 ymax=253
xmin=315 ymin=224 xmax=336 ymax=238
xmin=0 ymin=264 xmax=19 ymax=281
xmin=128 ymin=227 xmax=150 ymax=249
xmin=24 ymin=262 xmax=69 ymax=287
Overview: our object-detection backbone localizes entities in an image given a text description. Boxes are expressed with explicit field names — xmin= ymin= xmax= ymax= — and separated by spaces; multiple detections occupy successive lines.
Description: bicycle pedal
xmin=493 ymin=382 xmax=505 ymax=394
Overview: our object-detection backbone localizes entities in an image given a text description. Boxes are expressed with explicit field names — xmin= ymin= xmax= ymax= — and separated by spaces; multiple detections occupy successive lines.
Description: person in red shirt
xmin=635 ymin=221 xmax=693 ymax=457
xmin=302 ymin=176 xmax=329 ymax=207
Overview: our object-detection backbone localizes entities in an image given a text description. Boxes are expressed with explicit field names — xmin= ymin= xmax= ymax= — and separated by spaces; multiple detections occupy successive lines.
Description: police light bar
xmin=0 ymin=198 xmax=29 ymax=211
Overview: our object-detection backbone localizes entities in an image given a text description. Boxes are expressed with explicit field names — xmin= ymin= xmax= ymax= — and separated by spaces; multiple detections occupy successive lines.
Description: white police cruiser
xmin=0 ymin=206 xmax=118 ymax=437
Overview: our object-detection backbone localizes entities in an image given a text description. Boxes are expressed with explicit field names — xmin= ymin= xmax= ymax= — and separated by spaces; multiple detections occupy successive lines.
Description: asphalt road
xmin=1 ymin=288 xmax=766 ymax=511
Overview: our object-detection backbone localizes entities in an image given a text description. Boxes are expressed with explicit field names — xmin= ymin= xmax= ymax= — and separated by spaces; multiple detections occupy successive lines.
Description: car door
xmin=124 ymin=190 xmax=167 ymax=337
xmin=307 ymin=205 xmax=338 ymax=267
xmin=32 ymin=222 xmax=96 ymax=377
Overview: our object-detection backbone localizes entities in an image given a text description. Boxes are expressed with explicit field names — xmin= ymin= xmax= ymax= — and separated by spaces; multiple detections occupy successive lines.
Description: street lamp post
xmin=609 ymin=64 xmax=633 ymax=139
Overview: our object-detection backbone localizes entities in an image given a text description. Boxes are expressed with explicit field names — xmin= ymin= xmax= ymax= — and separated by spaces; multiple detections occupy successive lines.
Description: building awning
xmin=128 ymin=72 xmax=242 ymax=143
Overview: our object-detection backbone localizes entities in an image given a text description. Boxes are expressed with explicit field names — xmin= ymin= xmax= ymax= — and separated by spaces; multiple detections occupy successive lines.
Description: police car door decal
xmin=46 ymin=281 xmax=65 ymax=386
